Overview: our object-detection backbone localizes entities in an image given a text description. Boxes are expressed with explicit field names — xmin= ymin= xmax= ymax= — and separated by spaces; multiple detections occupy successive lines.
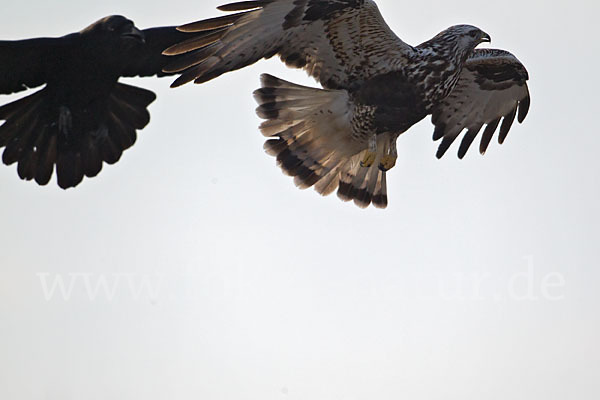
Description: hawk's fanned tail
xmin=254 ymin=73 xmax=387 ymax=208
xmin=337 ymin=151 xmax=388 ymax=209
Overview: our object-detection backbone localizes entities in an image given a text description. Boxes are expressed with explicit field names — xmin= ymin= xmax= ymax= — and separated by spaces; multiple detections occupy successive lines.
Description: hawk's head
xmin=424 ymin=25 xmax=491 ymax=64
xmin=449 ymin=25 xmax=491 ymax=51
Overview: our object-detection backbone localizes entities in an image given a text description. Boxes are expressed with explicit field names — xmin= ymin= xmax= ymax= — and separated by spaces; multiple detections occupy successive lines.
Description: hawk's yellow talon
xmin=379 ymin=155 xmax=397 ymax=171
xmin=360 ymin=151 xmax=377 ymax=168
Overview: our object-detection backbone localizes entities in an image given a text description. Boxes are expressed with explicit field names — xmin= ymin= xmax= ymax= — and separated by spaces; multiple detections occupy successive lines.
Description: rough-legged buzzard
xmin=166 ymin=0 xmax=530 ymax=208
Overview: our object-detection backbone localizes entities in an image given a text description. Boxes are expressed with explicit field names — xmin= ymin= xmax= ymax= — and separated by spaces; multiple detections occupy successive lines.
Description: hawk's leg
xmin=360 ymin=134 xmax=378 ymax=168
xmin=379 ymin=139 xmax=397 ymax=171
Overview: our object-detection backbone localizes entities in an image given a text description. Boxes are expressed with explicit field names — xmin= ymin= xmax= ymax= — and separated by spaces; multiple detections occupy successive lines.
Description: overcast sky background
xmin=1 ymin=1 xmax=599 ymax=399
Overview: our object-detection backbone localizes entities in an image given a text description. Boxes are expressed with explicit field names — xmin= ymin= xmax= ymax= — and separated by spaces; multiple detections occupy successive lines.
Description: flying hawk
xmin=165 ymin=0 xmax=530 ymax=208
xmin=0 ymin=16 xmax=193 ymax=189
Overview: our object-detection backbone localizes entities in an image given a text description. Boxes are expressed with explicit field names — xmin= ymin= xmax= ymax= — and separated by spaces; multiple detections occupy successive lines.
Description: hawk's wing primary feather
xmin=164 ymin=0 xmax=413 ymax=89
xmin=431 ymin=49 xmax=530 ymax=159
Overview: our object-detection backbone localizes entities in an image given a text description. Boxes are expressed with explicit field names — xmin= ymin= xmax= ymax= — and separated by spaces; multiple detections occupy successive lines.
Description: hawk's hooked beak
xmin=122 ymin=26 xmax=145 ymax=43
xmin=480 ymin=32 xmax=491 ymax=44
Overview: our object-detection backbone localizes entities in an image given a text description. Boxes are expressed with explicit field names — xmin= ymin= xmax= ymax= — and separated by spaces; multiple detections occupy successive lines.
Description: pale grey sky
xmin=1 ymin=1 xmax=599 ymax=399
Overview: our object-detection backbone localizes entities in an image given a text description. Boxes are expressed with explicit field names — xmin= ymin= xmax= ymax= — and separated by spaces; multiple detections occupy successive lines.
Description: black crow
xmin=0 ymin=15 xmax=192 ymax=189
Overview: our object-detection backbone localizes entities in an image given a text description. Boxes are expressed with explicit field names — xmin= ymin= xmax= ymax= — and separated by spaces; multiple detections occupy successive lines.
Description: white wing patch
xmin=431 ymin=49 xmax=530 ymax=159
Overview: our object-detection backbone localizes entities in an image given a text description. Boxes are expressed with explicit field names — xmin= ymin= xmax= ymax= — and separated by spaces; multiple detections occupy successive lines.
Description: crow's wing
xmin=0 ymin=37 xmax=67 ymax=95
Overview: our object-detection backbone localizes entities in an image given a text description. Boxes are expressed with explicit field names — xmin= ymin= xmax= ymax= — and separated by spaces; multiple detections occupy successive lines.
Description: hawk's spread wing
xmin=431 ymin=49 xmax=530 ymax=159
xmin=164 ymin=0 xmax=413 ymax=89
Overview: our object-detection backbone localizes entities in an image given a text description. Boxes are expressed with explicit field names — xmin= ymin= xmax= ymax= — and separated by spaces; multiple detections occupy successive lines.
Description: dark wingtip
xmin=479 ymin=118 xmax=500 ymax=155
xmin=218 ymin=1 xmax=271 ymax=12
xmin=435 ymin=133 xmax=458 ymax=159
xmin=433 ymin=124 xmax=446 ymax=141
xmin=170 ymin=74 xmax=194 ymax=88
xmin=518 ymin=95 xmax=530 ymax=123
xmin=457 ymin=128 xmax=481 ymax=159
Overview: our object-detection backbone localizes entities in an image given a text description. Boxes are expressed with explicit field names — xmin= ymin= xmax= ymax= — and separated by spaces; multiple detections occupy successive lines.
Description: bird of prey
xmin=0 ymin=16 xmax=193 ymax=189
xmin=164 ymin=0 xmax=530 ymax=208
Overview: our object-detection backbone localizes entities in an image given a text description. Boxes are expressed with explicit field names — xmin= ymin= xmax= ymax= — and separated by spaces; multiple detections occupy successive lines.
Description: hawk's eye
xmin=469 ymin=30 xmax=479 ymax=38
